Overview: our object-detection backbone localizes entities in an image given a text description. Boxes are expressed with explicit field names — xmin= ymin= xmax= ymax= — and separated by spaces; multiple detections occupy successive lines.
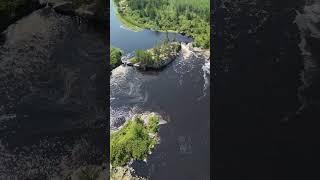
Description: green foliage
xmin=135 ymin=49 xmax=152 ymax=64
xmin=110 ymin=115 xmax=159 ymax=167
xmin=147 ymin=115 xmax=159 ymax=133
xmin=110 ymin=47 xmax=122 ymax=69
xmin=132 ymin=42 xmax=180 ymax=66
xmin=113 ymin=0 xmax=210 ymax=48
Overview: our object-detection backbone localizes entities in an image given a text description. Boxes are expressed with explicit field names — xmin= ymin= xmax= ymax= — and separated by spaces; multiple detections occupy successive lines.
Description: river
xmin=110 ymin=0 xmax=210 ymax=179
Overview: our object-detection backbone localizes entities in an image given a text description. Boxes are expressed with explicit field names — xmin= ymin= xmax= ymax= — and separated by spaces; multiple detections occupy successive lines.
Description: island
xmin=127 ymin=41 xmax=181 ymax=70
xmin=110 ymin=112 xmax=161 ymax=179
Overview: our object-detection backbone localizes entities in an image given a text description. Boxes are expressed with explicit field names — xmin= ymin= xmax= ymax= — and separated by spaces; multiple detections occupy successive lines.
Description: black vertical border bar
xmin=93 ymin=0 xmax=109 ymax=176
xmin=103 ymin=0 xmax=111 ymax=178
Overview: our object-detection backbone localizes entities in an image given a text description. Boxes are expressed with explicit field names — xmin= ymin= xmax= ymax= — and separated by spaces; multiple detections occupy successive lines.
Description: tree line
xmin=114 ymin=0 xmax=210 ymax=48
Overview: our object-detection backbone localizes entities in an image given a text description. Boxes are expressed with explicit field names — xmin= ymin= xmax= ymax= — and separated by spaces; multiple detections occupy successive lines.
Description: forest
xmin=113 ymin=0 xmax=210 ymax=48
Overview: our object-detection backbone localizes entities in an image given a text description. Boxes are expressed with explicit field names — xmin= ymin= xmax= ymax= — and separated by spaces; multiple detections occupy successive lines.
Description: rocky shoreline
xmin=110 ymin=112 xmax=163 ymax=180
xmin=118 ymin=42 xmax=210 ymax=71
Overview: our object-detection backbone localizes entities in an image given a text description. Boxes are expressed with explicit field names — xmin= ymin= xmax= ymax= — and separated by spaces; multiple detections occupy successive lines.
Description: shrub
xmin=110 ymin=115 xmax=159 ymax=167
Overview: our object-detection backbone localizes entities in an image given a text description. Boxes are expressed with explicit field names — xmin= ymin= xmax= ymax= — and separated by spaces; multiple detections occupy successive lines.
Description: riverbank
xmin=112 ymin=42 xmax=210 ymax=71
xmin=111 ymin=0 xmax=142 ymax=32
xmin=112 ymin=0 xmax=176 ymax=33
xmin=109 ymin=42 xmax=210 ymax=71
xmin=112 ymin=0 xmax=209 ymax=48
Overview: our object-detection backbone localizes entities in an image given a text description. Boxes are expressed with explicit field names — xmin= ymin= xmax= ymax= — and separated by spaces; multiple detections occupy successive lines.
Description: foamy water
xmin=110 ymin=47 xmax=210 ymax=130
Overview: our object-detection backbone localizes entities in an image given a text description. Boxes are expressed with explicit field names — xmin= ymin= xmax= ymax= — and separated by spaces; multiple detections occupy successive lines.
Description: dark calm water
xmin=110 ymin=0 xmax=210 ymax=179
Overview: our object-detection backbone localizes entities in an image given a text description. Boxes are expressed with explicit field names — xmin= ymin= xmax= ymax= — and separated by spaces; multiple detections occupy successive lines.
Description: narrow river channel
xmin=110 ymin=0 xmax=210 ymax=179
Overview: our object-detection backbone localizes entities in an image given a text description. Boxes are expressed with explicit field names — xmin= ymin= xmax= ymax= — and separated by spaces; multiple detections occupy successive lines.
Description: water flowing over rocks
xmin=181 ymin=42 xmax=210 ymax=61
xmin=110 ymin=42 xmax=210 ymax=179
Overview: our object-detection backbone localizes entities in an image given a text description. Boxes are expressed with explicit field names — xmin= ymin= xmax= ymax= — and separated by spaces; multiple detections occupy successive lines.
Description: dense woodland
xmin=113 ymin=0 xmax=210 ymax=48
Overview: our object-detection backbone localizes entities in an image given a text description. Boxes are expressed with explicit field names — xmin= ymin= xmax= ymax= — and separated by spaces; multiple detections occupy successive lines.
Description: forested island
xmin=113 ymin=0 xmax=210 ymax=48
xmin=128 ymin=41 xmax=181 ymax=70
xmin=111 ymin=39 xmax=181 ymax=71
xmin=110 ymin=113 xmax=161 ymax=179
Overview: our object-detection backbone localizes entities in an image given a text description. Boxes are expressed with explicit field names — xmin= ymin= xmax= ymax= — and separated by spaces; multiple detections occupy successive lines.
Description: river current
xmin=110 ymin=0 xmax=210 ymax=179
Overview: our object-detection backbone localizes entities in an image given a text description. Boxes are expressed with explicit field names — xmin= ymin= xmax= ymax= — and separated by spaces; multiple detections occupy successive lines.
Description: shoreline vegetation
xmin=110 ymin=47 xmax=123 ymax=70
xmin=112 ymin=0 xmax=209 ymax=49
xmin=110 ymin=112 xmax=161 ymax=179
xmin=111 ymin=41 xmax=211 ymax=71
xmin=112 ymin=0 xmax=143 ymax=32
xmin=128 ymin=41 xmax=181 ymax=70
